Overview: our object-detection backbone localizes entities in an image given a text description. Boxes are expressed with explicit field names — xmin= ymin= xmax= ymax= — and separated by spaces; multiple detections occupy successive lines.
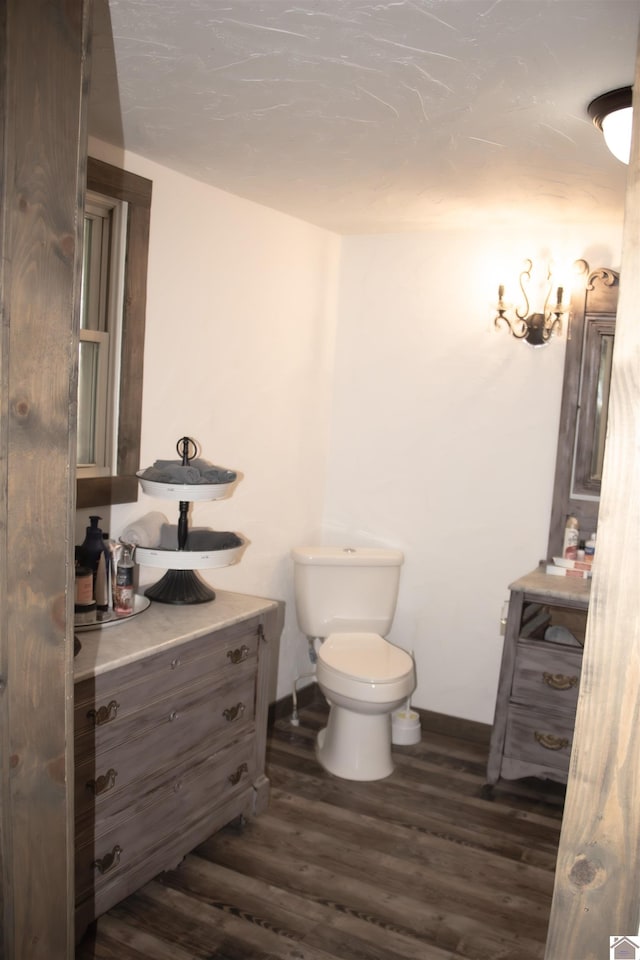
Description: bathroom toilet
xmin=291 ymin=546 xmax=416 ymax=781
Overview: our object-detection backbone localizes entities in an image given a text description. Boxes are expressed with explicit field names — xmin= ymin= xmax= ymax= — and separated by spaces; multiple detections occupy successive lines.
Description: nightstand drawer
xmin=512 ymin=640 xmax=582 ymax=714
xmin=504 ymin=704 xmax=574 ymax=772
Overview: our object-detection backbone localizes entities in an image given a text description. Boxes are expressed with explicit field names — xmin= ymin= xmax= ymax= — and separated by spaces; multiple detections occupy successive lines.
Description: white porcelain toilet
xmin=291 ymin=545 xmax=416 ymax=781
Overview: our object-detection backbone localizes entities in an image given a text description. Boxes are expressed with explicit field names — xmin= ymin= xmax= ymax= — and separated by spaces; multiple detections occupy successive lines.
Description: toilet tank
xmin=291 ymin=546 xmax=404 ymax=638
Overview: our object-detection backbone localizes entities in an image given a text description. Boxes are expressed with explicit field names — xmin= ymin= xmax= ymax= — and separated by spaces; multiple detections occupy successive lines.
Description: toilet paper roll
xmin=120 ymin=511 xmax=169 ymax=548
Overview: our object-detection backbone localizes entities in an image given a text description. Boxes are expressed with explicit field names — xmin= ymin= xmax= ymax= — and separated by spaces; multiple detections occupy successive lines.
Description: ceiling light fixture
xmin=588 ymin=86 xmax=633 ymax=164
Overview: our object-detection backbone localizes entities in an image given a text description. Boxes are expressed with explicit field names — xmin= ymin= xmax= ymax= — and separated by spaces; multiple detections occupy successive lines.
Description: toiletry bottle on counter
xmin=585 ymin=532 xmax=597 ymax=561
xmin=79 ymin=515 xmax=108 ymax=588
xmin=562 ymin=515 xmax=579 ymax=560
xmin=114 ymin=545 xmax=134 ymax=615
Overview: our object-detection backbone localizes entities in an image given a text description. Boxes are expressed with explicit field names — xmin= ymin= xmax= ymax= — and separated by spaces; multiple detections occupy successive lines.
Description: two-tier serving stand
xmin=135 ymin=437 xmax=244 ymax=604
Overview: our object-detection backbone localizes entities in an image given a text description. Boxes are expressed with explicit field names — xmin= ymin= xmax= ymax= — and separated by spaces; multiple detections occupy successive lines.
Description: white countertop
xmin=73 ymin=589 xmax=279 ymax=682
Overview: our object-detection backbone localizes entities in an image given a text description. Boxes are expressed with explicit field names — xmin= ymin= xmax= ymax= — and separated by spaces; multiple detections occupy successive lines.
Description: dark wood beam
xmin=0 ymin=0 xmax=91 ymax=955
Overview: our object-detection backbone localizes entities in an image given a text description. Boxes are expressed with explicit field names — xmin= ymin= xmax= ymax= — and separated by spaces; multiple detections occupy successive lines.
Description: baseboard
xmin=269 ymin=687 xmax=490 ymax=745
xmin=414 ymin=707 xmax=491 ymax=745
xmin=268 ymin=681 xmax=322 ymax=725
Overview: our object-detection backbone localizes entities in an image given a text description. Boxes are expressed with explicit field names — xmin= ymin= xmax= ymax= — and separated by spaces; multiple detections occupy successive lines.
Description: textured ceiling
xmin=89 ymin=0 xmax=639 ymax=233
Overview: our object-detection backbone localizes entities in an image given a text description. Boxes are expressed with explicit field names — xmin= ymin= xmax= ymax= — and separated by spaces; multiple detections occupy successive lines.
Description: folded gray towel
xmin=142 ymin=459 xmax=236 ymax=485
xmin=159 ymin=524 xmax=241 ymax=551
xmin=143 ymin=464 xmax=201 ymax=484
xmin=187 ymin=530 xmax=242 ymax=551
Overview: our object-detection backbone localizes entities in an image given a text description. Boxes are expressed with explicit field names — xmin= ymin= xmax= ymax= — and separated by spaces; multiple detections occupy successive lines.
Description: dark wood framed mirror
xmin=547 ymin=260 xmax=619 ymax=559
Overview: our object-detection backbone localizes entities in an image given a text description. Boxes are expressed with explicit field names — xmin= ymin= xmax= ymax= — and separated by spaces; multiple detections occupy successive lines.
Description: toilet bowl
xmin=315 ymin=632 xmax=415 ymax=781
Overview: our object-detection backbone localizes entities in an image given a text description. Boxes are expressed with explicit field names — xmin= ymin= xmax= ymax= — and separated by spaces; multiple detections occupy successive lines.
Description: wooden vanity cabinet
xmin=73 ymin=595 xmax=282 ymax=938
xmin=486 ymin=569 xmax=589 ymax=789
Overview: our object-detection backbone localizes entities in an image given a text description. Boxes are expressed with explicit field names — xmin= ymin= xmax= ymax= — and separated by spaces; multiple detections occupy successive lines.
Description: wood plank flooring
xmin=76 ymin=693 xmax=564 ymax=960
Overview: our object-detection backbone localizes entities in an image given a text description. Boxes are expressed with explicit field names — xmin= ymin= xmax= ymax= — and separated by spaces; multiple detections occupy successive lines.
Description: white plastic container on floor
xmin=391 ymin=707 xmax=421 ymax=745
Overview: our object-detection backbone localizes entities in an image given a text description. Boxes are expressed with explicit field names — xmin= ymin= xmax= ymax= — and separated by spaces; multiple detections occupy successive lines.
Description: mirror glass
xmin=590 ymin=333 xmax=614 ymax=482
xmin=573 ymin=314 xmax=615 ymax=497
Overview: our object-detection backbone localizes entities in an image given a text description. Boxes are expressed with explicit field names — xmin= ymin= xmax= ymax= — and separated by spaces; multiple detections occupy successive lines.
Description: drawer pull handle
xmin=86 ymin=768 xmax=118 ymax=796
xmin=170 ymin=657 xmax=181 ymax=670
xmin=534 ymin=731 xmax=569 ymax=751
xmin=168 ymin=710 xmax=179 ymax=722
xmin=93 ymin=845 xmax=122 ymax=875
xmin=228 ymin=762 xmax=249 ymax=785
xmin=87 ymin=700 xmax=119 ymax=726
xmin=223 ymin=702 xmax=246 ymax=723
xmin=542 ymin=671 xmax=578 ymax=691
xmin=227 ymin=645 xmax=250 ymax=664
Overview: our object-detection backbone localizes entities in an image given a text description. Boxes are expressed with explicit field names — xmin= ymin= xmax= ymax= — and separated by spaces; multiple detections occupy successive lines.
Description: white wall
xmin=79 ymin=138 xmax=341 ymax=700
xmin=79 ymin=139 xmax=624 ymax=722
xmin=324 ymin=226 xmax=623 ymax=723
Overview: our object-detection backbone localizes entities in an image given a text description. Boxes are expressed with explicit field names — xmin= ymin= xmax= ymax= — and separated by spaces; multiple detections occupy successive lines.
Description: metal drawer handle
xmin=87 ymin=699 xmax=119 ymax=726
xmin=227 ymin=645 xmax=250 ymax=664
xmin=86 ymin=768 xmax=117 ymax=796
xmin=92 ymin=845 xmax=122 ymax=875
xmin=168 ymin=710 xmax=179 ymax=722
xmin=534 ymin=731 xmax=569 ymax=751
xmin=228 ymin=762 xmax=248 ymax=785
xmin=223 ymin=702 xmax=246 ymax=723
xmin=170 ymin=657 xmax=181 ymax=670
xmin=542 ymin=671 xmax=578 ymax=691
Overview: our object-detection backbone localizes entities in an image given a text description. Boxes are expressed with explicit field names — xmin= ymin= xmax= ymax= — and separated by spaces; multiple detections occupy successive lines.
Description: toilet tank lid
xmin=292 ymin=546 xmax=404 ymax=566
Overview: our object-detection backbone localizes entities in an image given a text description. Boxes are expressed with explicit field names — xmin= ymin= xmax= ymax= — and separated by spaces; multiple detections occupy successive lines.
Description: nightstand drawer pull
xmin=542 ymin=671 xmax=578 ymax=691
xmin=87 ymin=700 xmax=119 ymax=726
xmin=227 ymin=645 xmax=250 ymax=664
xmin=223 ymin=702 xmax=246 ymax=723
xmin=228 ymin=762 xmax=249 ymax=785
xmin=93 ymin=845 xmax=122 ymax=875
xmin=168 ymin=710 xmax=179 ymax=722
xmin=534 ymin=731 xmax=569 ymax=751
xmin=86 ymin=768 xmax=117 ymax=796
xmin=170 ymin=657 xmax=181 ymax=669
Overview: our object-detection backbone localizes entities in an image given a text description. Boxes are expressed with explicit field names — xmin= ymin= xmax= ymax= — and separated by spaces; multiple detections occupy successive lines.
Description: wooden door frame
xmin=545 ymin=26 xmax=640 ymax=959
xmin=0 ymin=1 xmax=91 ymax=956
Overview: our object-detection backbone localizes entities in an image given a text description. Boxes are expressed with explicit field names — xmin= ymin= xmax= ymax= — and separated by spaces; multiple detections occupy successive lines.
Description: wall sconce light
xmin=494 ymin=260 xmax=566 ymax=347
xmin=588 ymin=86 xmax=632 ymax=164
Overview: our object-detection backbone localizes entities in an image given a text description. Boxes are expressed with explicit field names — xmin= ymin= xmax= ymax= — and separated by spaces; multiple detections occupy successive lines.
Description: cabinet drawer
xmin=74 ymin=623 xmax=260 ymax=745
xmin=75 ymin=734 xmax=255 ymax=900
xmin=504 ymin=704 xmax=574 ymax=772
xmin=75 ymin=672 xmax=256 ymax=820
xmin=512 ymin=640 xmax=582 ymax=714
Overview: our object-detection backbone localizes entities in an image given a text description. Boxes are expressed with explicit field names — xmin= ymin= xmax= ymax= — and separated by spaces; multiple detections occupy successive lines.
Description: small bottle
xmin=74 ymin=560 xmax=96 ymax=625
xmin=562 ymin=515 xmax=580 ymax=560
xmin=114 ymin=545 xmax=135 ymax=615
xmin=95 ymin=551 xmax=109 ymax=619
xmin=585 ymin=532 xmax=597 ymax=562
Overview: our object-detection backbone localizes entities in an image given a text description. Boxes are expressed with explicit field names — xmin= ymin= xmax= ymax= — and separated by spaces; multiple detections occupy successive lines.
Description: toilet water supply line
xmin=290 ymin=637 xmax=319 ymax=727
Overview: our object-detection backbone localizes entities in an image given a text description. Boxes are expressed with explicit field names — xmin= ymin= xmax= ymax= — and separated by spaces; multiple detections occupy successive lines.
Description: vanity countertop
xmin=508 ymin=566 xmax=591 ymax=608
xmin=74 ymin=589 xmax=280 ymax=682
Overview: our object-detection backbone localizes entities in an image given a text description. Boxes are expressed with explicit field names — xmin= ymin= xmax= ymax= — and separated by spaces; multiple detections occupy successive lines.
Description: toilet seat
xmin=318 ymin=632 xmax=414 ymax=683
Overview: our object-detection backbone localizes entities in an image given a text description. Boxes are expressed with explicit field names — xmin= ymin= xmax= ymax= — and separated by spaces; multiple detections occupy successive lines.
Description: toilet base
xmin=316 ymin=705 xmax=394 ymax=781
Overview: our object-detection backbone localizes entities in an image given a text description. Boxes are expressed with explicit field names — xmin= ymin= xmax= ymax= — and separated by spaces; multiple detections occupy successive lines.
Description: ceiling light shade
xmin=588 ymin=86 xmax=633 ymax=164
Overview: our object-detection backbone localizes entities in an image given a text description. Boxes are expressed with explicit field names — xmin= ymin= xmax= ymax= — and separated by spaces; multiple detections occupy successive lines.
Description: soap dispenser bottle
xmin=79 ymin=515 xmax=108 ymax=588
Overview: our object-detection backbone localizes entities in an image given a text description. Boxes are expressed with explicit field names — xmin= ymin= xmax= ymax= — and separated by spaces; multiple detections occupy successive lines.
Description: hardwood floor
xmin=76 ymin=692 xmax=564 ymax=960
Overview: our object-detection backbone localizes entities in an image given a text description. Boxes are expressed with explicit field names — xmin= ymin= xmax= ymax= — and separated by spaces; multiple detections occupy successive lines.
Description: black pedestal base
xmin=144 ymin=569 xmax=215 ymax=604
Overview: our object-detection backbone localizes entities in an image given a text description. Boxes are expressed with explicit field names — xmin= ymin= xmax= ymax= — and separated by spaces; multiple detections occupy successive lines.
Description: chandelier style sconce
xmin=494 ymin=260 xmax=566 ymax=347
xmin=588 ymin=86 xmax=632 ymax=165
